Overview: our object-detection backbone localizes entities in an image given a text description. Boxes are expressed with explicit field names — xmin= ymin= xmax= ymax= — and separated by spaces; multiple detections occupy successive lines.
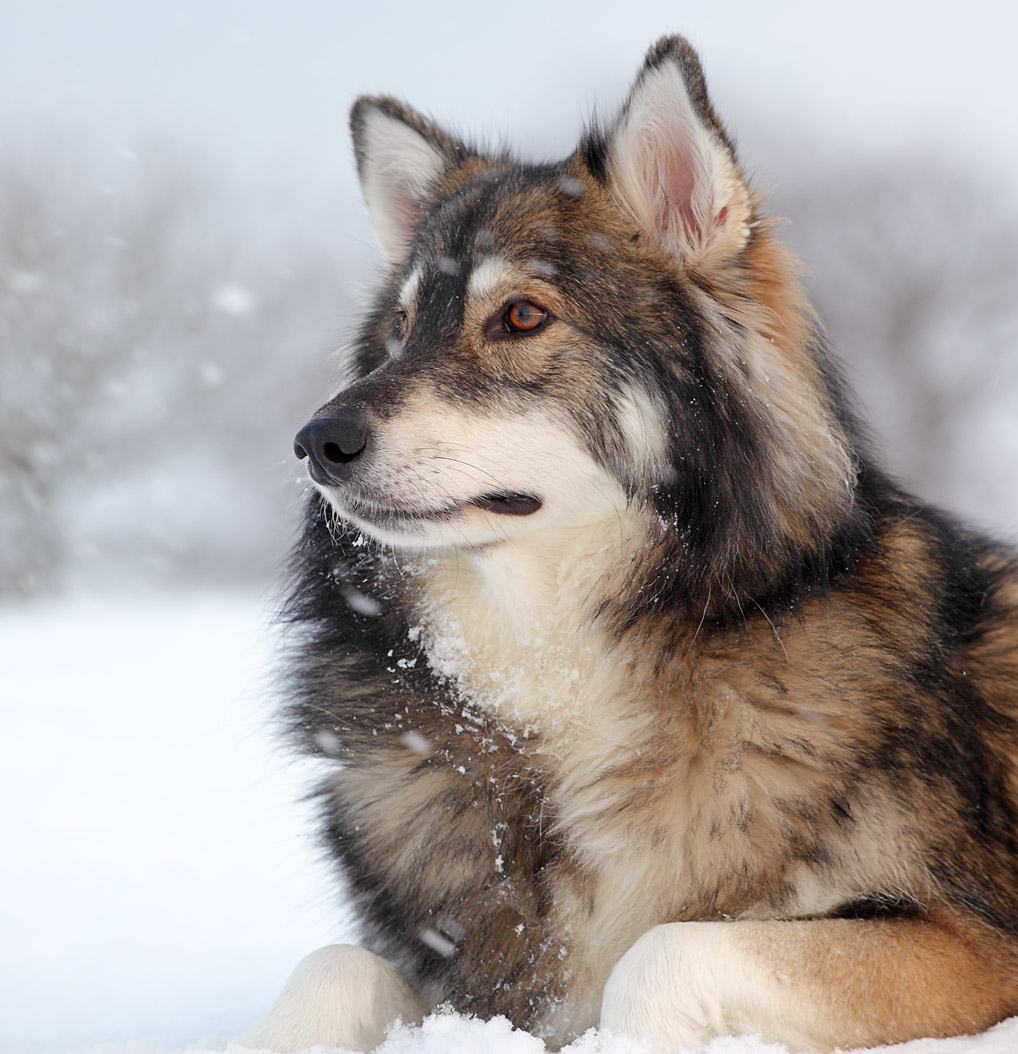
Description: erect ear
xmin=596 ymin=36 xmax=752 ymax=270
xmin=350 ymin=96 xmax=471 ymax=262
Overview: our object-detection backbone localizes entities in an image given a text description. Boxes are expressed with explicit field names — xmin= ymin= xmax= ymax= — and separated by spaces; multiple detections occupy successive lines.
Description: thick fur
xmin=246 ymin=36 xmax=1018 ymax=1053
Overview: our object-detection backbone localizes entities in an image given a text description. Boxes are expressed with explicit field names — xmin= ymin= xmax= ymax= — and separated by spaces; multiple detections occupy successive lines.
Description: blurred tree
xmin=0 ymin=145 xmax=360 ymax=594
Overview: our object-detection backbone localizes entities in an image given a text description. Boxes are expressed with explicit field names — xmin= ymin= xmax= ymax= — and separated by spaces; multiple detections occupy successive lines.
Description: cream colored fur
xmin=601 ymin=922 xmax=825 ymax=1053
xmin=242 ymin=944 xmax=424 ymax=1052
xmin=322 ymin=385 xmax=645 ymax=552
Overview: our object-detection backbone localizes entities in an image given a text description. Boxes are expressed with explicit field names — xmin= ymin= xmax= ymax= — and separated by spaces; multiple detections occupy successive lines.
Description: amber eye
xmin=504 ymin=300 xmax=549 ymax=334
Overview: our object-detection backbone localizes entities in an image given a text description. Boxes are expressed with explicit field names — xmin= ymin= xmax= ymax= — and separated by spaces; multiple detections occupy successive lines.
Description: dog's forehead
xmin=405 ymin=165 xmax=595 ymax=291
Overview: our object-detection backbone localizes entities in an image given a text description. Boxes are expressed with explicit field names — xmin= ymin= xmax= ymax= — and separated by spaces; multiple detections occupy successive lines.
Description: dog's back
xmin=246 ymin=35 xmax=1018 ymax=1053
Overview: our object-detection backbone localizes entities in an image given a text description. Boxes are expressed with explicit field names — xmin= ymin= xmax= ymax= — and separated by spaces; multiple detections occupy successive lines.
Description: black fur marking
xmin=826 ymin=895 xmax=924 ymax=921
xmin=579 ymin=129 xmax=609 ymax=185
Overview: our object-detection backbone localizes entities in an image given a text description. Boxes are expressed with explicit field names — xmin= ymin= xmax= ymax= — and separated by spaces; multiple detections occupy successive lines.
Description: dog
xmin=244 ymin=35 xmax=1018 ymax=1053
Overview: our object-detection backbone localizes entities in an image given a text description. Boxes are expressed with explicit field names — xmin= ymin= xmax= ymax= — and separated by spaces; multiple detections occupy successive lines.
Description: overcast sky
xmin=4 ymin=0 xmax=1017 ymax=213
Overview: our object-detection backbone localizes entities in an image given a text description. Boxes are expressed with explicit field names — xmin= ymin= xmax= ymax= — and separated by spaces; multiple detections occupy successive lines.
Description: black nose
xmin=294 ymin=409 xmax=371 ymax=485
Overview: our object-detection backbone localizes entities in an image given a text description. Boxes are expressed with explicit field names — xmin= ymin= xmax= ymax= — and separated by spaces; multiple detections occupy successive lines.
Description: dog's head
xmin=297 ymin=37 xmax=857 ymax=591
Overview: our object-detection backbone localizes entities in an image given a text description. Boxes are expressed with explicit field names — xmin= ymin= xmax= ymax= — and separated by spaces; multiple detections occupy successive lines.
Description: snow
xmin=0 ymin=593 xmax=351 ymax=1053
xmin=8 ymin=270 xmax=45 ymax=296
xmin=210 ymin=284 xmax=258 ymax=318
xmin=2 ymin=592 xmax=1017 ymax=1054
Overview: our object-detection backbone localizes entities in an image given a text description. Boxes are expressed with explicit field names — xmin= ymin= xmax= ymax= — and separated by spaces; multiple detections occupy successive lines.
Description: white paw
xmin=242 ymin=944 xmax=424 ymax=1052
xmin=602 ymin=923 xmax=713 ymax=1051
xmin=600 ymin=922 xmax=781 ymax=1052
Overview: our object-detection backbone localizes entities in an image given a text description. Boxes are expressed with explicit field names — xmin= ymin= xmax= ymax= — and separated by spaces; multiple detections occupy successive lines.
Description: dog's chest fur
xmin=345 ymin=521 xmax=890 ymax=1035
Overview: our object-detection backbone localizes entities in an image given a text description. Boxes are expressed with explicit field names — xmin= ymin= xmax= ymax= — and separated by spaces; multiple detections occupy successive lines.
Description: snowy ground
xmin=2 ymin=592 xmax=1017 ymax=1054
xmin=0 ymin=592 xmax=351 ymax=1053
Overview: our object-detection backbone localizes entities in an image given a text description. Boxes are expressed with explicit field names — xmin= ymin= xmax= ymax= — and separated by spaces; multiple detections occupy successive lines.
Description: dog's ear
xmin=350 ymin=97 xmax=470 ymax=262
xmin=595 ymin=36 xmax=752 ymax=270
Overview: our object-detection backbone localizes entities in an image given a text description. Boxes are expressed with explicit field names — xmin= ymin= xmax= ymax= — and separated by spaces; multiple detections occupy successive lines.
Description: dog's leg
xmin=242 ymin=944 xmax=425 ymax=1052
xmin=600 ymin=913 xmax=1018 ymax=1052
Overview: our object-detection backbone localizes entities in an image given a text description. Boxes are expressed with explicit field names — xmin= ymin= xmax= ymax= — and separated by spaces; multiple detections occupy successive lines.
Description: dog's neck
xmin=412 ymin=505 xmax=654 ymax=746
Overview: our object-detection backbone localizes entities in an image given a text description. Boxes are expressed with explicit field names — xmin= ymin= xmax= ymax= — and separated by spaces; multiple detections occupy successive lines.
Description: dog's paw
xmin=242 ymin=944 xmax=424 ymax=1052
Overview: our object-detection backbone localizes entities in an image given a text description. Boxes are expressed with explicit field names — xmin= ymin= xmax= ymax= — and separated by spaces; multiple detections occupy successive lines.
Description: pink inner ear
xmin=708 ymin=204 xmax=729 ymax=244
xmin=639 ymin=115 xmax=718 ymax=251
xmin=659 ymin=160 xmax=702 ymax=242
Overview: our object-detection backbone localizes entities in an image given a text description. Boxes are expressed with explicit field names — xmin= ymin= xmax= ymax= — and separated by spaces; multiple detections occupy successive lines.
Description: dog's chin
xmin=319 ymin=486 xmax=543 ymax=550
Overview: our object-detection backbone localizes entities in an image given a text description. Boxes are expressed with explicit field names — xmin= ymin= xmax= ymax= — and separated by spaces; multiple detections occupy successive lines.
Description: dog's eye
xmin=504 ymin=301 xmax=549 ymax=334
xmin=396 ymin=309 xmax=409 ymax=340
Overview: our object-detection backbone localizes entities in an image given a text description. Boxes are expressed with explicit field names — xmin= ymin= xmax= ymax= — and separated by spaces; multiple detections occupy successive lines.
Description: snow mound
xmin=230 ymin=1011 xmax=1018 ymax=1054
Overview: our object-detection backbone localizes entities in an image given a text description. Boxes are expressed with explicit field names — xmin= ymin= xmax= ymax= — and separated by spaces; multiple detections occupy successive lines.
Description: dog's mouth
xmin=321 ymin=485 xmax=543 ymax=530
xmin=467 ymin=492 xmax=543 ymax=517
